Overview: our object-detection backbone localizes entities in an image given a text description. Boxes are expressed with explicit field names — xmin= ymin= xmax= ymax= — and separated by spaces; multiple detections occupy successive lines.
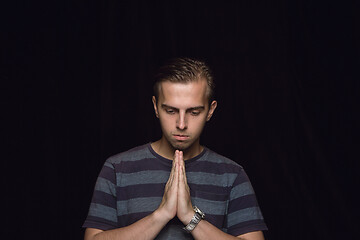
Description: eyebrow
xmin=161 ymin=104 xmax=205 ymax=111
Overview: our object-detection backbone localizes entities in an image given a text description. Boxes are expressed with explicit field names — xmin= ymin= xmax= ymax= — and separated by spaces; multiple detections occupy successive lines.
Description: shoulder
xmin=201 ymin=148 xmax=244 ymax=170
xmin=105 ymin=143 xmax=153 ymax=165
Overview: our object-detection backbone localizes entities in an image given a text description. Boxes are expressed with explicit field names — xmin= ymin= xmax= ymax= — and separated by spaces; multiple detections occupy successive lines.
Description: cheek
xmin=190 ymin=117 xmax=207 ymax=131
xmin=159 ymin=116 xmax=174 ymax=129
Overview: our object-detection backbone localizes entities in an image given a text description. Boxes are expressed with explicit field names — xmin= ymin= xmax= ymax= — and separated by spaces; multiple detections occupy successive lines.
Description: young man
xmin=83 ymin=58 xmax=267 ymax=239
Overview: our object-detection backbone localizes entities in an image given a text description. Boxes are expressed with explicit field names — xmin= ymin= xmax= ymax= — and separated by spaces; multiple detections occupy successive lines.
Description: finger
xmin=173 ymin=150 xmax=178 ymax=165
xmin=169 ymin=159 xmax=175 ymax=182
xmin=174 ymin=150 xmax=179 ymax=166
xmin=175 ymin=150 xmax=181 ymax=176
xmin=178 ymin=151 xmax=183 ymax=167
xmin=166 ymin=156 xmax=177 ymax=191
xmin=169 ymin=150 xmax=179 ymax=179
xmin=174 ymin=150 xmax=180 ymax=185
xmin=178 ymin=152 xmax=185 ymax=188
xmin=178 ymin=151 xmax=183 ymax=176
xmin=178 ymin=151 xmax=188 ymax=186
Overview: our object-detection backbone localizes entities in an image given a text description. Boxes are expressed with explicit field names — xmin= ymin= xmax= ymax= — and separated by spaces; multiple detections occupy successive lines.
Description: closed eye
xmin=187 ymin=107 xmax=204 ymax=116
xmin=165 ymin=108 xmax=176 ymax=114
xmin=190 ymin=111 xmax=201 ymax=116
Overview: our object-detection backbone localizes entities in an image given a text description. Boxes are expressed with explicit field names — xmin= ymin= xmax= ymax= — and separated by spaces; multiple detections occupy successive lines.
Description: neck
xmin=151 ymin=137 xmax=203 ymax=160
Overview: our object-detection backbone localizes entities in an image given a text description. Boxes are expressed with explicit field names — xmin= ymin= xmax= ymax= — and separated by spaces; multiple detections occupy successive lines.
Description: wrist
xmin=180 ymin=211 xmax=196 ymax=225
xmin=182 ymin=206 xmax=206 ymax=233
xmin=153 ymin=208 xmax=172 ymax=225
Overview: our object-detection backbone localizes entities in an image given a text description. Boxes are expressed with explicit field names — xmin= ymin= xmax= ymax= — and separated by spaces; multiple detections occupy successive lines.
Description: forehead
xmin=158 ymin=80 xmax=208 ymax=108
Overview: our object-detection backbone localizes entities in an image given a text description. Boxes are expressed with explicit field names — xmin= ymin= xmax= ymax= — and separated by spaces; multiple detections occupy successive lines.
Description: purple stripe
xmin=232 ymin=170 xmax=250 ymax=186
xmin=190 ymin=187 xmax=229 ymax=201
xmin=227 ymin=220 xmax=268 ymax=236
xmin=206 ymin=214 xmax=227 ymax=229
xmin=189 ymin=161 xmax=242 ymax=174
xmin=116 ymin=182 xmax=231 ymax=201
xmin=114 ymin=158 xmax=170 ymax=173
xmin=117 ymin=183 xmax=166 ymax=200
xmin=98 ymin=165 xmax=115 ymax=182
xmin=83 ymin=216 xmax=117 ymax=230
xmin=92 ymin=190 xmax=117 ymax=208
xmin=189 ymin=183 xmax=231 ymax=196
xmin=228 ymin=194 xmax=259 ymax=213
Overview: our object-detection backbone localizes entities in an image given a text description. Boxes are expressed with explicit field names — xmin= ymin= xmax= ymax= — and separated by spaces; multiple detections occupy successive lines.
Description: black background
xmin=2 ymin=1 xmax=359 ymax=239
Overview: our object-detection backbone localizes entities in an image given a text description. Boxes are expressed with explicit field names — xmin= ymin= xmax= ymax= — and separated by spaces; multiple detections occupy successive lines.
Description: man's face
xmin=152 ymin=79 xmax=217 ymax=153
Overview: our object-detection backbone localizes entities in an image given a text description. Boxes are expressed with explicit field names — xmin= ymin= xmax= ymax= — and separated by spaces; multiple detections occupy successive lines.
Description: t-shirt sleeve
xmin=226 ymin=168 xmax=268 ymax=236
xmin=83 ymin=160 xmax=118 ymax=230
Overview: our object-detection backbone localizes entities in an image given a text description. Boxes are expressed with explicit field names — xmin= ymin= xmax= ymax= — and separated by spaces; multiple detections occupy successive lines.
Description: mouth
xmin=173 ymin=134 xmax=189 ymax=141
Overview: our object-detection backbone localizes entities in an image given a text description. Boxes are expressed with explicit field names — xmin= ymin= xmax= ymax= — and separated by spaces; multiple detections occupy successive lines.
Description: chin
xmin=173 ymin=145 xmax=188 ymax=151
xmin=170 ymin=141 xmax=193 ymax=152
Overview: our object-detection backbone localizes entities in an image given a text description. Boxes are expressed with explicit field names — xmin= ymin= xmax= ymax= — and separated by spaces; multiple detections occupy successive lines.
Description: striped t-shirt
xmin=83 ymin=143 xmax=267 ymax=239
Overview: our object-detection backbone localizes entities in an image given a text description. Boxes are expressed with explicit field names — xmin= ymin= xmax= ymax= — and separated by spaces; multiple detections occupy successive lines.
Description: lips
xmin=173 ymin=134 xmax=189 ymax=141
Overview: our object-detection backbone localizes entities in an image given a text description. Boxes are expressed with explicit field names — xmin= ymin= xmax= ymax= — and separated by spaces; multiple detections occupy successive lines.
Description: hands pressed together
xmin=158 ymin=150 xmax=194 ymax=225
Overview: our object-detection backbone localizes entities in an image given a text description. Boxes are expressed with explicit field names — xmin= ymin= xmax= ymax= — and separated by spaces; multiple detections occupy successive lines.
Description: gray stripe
xmin=191 ymin=197 xmax=227 ymax=215
xmin=104 ymin=161 xmax=114 ymax=168
xmin=89 ymin=203 xmax=117 ymax=223
xmin=230 ymin=182 xmax=254 ymax=200
xmin=124 ymin=148 xmax=151 ymax=159
xmin=227 ymin=207 xmax=264 ymax=228
xmin=95 ymin=177 xmax=116 ymax=195
xmin=197 ymin=151 xmax=238 ymax=166
xmin=108 ymin=147 xmax=153 ymax=163
xmin=117 ymin=155 xmax=154 ymax=162
xmin=122 ymin=147 xmax=153 ymax=161
xmin=117 ymin=171 xmax=237 ymax=188
xmin=117 ymin=197 xmax=162 ymax=215
xmin=187 ymin=172 xmax=237 ymax=187
xmin=117 ymin=170 xmax=169 ymax=187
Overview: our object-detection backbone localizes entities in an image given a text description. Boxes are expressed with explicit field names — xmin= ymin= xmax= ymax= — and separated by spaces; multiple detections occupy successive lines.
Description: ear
xmin=206 ymin=100 xmax=217 ymax=121
xmin=152 ymin=96 xmax=159 ymax=118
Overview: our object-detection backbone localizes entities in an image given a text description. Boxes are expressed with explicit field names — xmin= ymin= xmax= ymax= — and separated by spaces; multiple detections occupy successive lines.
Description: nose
xmin=176 ymin=111 xmax=187 ymax=130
